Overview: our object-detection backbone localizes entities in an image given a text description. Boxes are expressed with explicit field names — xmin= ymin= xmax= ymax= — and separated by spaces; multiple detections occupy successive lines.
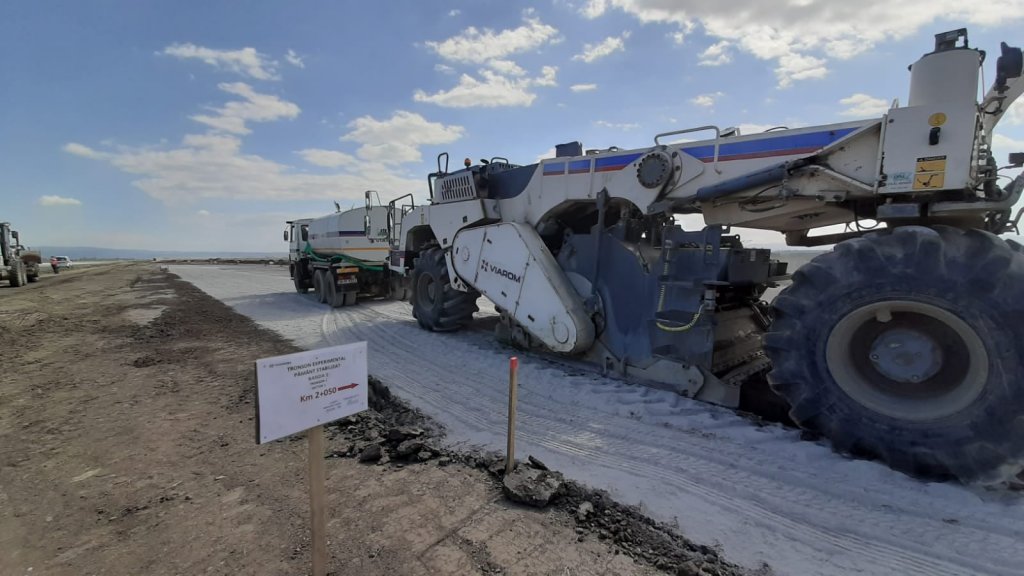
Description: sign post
xmin=308 ymin=425 xmax=327 ymax=576
xmin=255 ymin=342 xmax=368 ymax=576
xmin=506 ymin=356 xmax=519 ymax=475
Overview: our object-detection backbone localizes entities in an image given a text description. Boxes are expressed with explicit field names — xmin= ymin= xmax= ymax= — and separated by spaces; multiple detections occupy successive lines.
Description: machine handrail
xmin=386 ymin=193 xmax=416 ymax=247
xmin=654 ymin=125 xmax=723 ymax=173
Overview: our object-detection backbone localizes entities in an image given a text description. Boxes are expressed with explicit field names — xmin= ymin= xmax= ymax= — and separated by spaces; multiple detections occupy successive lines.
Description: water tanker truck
xmin=287 ymin=191 xmax=415 ymax=306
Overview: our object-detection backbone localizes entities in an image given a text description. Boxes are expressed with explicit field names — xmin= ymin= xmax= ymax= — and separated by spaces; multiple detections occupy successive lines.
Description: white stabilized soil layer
xmin=173 ymin=265 xmax=1024 ymax=576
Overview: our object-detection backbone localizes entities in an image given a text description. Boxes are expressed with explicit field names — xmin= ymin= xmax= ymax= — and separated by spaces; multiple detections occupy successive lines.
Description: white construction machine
xmin=375 ymin=30 xmax=1024 ymax=483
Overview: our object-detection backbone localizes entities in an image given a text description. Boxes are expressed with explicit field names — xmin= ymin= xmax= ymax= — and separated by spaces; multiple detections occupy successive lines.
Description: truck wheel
xmin=389 ymin=277 xmax=410 ymax=301
xmin=324 ymin=275 xmax=346 ymax=308
xmin=293 ymin=267 xmax=309 ymax=294
xmin=766 ymin=226 xmax=1024 ymax=483
xmin=411 ymin=247 xmax=478 ymax=332
xmin=10 ymin=261 xmax=25 ymax=287
xmin=314 ymin=270 xmax=327 ymax=303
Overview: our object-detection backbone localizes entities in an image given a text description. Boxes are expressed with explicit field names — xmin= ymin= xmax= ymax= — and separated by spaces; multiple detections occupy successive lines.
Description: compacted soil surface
xmin=0 ymin=264 xmax=748 ymax=576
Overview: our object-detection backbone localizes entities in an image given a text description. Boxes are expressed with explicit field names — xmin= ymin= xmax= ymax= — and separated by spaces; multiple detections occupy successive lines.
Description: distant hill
xmin=29 ymin=246 xmax=286 ymax=261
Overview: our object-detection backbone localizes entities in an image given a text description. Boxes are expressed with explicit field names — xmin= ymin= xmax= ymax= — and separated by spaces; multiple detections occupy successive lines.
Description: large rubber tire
xmin=766 ymin=226 xmax=1024 ymax=483
xmin=9 ymin=261 xmax=24 ymax=287
xmin=342 ymin=291 xmax=357 ymax=306
xmin=411 ymin=247 xmax=478 ymax=332
xmin=325 ymin=274 xmax=346 ymax=308
xmin=293 ymin=266 xmax=310 ymax=294
xmin=314 ymin=270 xmax=327 ymax=304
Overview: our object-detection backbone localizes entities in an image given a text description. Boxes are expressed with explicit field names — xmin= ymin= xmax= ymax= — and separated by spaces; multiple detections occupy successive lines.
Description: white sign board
xmin=255 ymin=342 xmax=368 ymax=444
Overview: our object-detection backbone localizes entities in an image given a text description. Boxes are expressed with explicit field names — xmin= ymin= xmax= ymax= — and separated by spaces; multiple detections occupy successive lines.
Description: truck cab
xmin=285 ymin=218 xmax=312 ymax=280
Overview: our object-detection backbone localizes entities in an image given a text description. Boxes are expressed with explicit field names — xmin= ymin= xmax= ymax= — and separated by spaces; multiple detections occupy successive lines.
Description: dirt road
xmin=172 ymin=263 xmax=1024 ymax=576
xmin=0 ymin=264 xmax=703 ymax=575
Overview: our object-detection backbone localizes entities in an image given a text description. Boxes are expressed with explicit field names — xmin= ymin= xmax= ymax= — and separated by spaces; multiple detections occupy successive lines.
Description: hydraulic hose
xmin=655 ymin=254 xmax=703 ymax=332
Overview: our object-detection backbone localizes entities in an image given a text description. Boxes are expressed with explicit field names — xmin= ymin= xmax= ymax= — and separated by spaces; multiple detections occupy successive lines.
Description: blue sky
xmin=4 ymin=1 xmax=1024 ymax=252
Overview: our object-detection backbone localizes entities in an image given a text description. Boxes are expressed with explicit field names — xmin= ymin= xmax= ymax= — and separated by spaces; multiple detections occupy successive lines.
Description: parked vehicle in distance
xmin=50 ymin=256 xmax=72 ymax=273
xmin=1 ymin=222 xmax=39 ymax=286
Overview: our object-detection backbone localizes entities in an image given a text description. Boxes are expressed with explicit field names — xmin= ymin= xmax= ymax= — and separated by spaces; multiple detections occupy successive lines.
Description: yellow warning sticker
xmin=915 ymin=156 xmax=947 ymax=173
xmin=914 ymin=172 xmax=945 ymax=189
xmin=913 ymin=155 xmax=946 ymax=190
xmin=928 ymin=112 xmax=947 ymax=127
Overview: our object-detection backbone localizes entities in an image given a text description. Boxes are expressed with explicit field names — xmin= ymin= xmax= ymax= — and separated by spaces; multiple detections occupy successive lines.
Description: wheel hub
xmin=868 ymin=327 xmax=943 ymax=384
xmin=825 ymin=300 xmax=988 ymax=421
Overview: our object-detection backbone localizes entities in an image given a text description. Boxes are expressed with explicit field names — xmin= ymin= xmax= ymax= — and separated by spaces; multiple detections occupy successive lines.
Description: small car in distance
xmin=50 ymin=256 xmax=72 ymax=273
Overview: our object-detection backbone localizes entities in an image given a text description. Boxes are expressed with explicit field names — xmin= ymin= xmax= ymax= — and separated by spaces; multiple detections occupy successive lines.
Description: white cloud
xmin=341 ymin=110 xmax=464 ymax=164
xmin=690 ymin=91 xmax=723 ymax=108
xmin=414 ymin=71 xmax=535 ymax=108
xmin=535 ymin=147 xmax=557 ymax=162
xmin=775 ymin=52 xmax=828 ymax=87
xmin=161 ymin=43 xmax=279 ymax=80
xmin=296 ymin=148 xmax=359 ymax=168
xmin=191 ymin=82 xmax=300 ymax=135
xmin=63 ymin=142 xmax=107 ymax=159
xmin=434 ymin=63 xmax=455 ymax=74
xmin=737 ymin=123 xmax=783 ymax=135
xmin=285 ymin=49 xmax=305 ymax=68
xmin=572 ymin=31 xmax=630 ymax=63
xmin=839 ymin=93 xmax=890 ymax=117
xmin=38 ymin=195 xmax=82 ymax=207
xmin=488 ymin=59 xmax=527 ymax=76
xmin=424 ymin=16 xmax=560 ymax=64
xmin=580 ymin=0 xmax=608 ymax=18
xmin=197 ymin=209 xmax=211 ymax=217
xmin=414 ymin=67 xmax=557 ymax=108
xmin=534 ymin=65 xmax=558 ymax=87
xmin=62 ymin=132 xmax=428 ymax=205
xmin=448 ymin=9 xmax=461 ymax=16
xmin=699 ymin=41 xmax=732 ymax=66
xmin=1001 ymin=100 xmax=1024 ymax=125
xmin=595 ymin=120 xmax=640 ymax=130
xmin=991 ymin=133 xmax=1024 ymax=165
xmin=582 ymin=0 xmax=1024 ymax=87
xmin=570 ymin=83 xmax=598 ymax=92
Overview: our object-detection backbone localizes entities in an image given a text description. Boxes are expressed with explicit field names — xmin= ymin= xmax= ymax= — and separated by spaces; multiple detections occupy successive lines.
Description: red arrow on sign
xmin=338 ymin=383 xmax=359 ymax=391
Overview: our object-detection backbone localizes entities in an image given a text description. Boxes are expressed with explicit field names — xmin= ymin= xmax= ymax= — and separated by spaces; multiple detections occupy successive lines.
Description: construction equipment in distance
xmin=376 ymin=30 xmax=1024 ymax=484
xmin=1 ymin=222 xmax=40 ymax=287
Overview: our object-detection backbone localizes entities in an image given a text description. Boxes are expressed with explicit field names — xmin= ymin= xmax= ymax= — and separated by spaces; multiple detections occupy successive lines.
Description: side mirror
xmin=283 ymin=229 xmax=289 ymax=241
xmin=11 ymin=231 xmax=18 ymax=241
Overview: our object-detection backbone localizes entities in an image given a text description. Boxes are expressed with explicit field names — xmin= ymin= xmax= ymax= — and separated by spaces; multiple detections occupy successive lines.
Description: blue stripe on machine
xmin=594 ymin=152 xmax=643 ymax=172
xmin=568 ymin=159 xmax=591 ymax=174
xmin=543 ymin=162 xmax=566 ymax=175
xmin=681 ymin=128 xmax=858 ymax=162
xmin=309 ymin=230 xmax=365 ymax=240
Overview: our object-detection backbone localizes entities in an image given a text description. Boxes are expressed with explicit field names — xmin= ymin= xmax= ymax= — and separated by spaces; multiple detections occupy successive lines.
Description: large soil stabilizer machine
xmin=390 ymin=30 xmax=1024 ymax=483
xmin=287 ymin=191 xmax=415 ymax=306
